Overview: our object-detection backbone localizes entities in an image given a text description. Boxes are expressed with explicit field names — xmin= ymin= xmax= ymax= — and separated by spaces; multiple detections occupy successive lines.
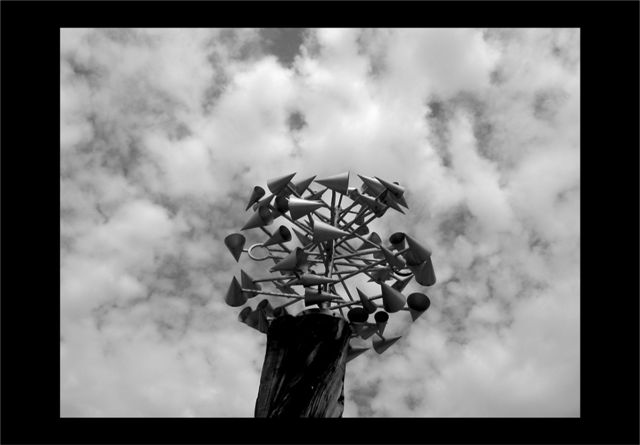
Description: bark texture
xmin=254 ymin=312 xmax=351 ymax=417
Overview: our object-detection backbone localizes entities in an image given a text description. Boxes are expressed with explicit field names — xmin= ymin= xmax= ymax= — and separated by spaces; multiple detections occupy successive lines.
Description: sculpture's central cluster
xmin=224 ymin=171 xmax=435 ymax=360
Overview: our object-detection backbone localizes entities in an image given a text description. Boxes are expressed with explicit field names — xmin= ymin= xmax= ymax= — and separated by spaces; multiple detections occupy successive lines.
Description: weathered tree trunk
xmin=254 ymin=311 xmax=351 ymax=417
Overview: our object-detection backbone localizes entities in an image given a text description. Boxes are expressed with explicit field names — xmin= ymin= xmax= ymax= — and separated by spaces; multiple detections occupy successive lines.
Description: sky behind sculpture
xmin=60 ymin=28 xmax=580 ymax=417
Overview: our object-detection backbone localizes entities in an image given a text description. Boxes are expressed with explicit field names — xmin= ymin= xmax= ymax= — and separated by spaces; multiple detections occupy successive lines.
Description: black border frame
xmin=1 ymin=1 xmax=638 ymax=444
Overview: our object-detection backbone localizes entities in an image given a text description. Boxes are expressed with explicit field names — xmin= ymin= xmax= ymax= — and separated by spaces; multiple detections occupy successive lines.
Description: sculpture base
xmin=254 ymin=312 xmax=351 ymax=418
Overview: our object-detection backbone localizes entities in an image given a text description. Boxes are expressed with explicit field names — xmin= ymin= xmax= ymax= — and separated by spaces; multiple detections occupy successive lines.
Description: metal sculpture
xmin=224 ymin=172 xmax=435 ymax=360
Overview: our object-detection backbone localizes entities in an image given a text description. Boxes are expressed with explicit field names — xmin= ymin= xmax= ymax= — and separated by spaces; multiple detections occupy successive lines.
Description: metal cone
xmin=407 ymin=292 xmax=431 ymax=321
xmin=347 ymin=307 xmax=369 ymax=323
xmin=356 ymin=287 xmax=378 ymax=314
xmin=306 ymin=188 xmax=327 ymax=200
xmin=288 ymin=197 xmax=325 ymax=220
xmin=262 ymin=225 xmax=292 ymax=247
xmin=311 ymin=219 xmax=350 ymax=243
xmin=292 ymin=227 xmax=312 ymax=246
xmin=380 ymin=245 xmax=406 ymax=269
xmin=240 ymin=269 xmax=262 ymax=299
xmin=269 ymin=247 xmax=308 ymax=272
xmin=293 ymin=175 xmax=316 ymax=195
xmin=315 ymin=171 xmax=350 ymax=195
xmin=245 ymin=186 xmax=266 ymax=211
xmin=267 ymin=172 xmax=297 ymax=195
xmin=380 ymin=282 xmax=406 ymax=313
xmin=373 ymin=336 xmax=402 ymax=354
xmin=374 ymin=310 xmax=389 ymax=336
xmin=358 ymin=174 xmax=386 ymax=196
xmin=241 ymin=206 xmax=274 ymax=231
xmin=375 ymin=176 xmax=405 ymax=197
xmin=405 ymin=234 xmax=432 ymax=263
xmin=409 ymin=256 xmax=436 ymax=286
xmin=303 ymin=288 xmax=342 ymax=306
xmin=388 ymin=232 xmax=406 ymax=251
xmin=357 ymin=232 xmax=382 ymax=251
xmin=346 ymin=345 xmax=370 ymax=363
xmin=392 ymin=275 xmax=413 ymax=292
xmin=225 ymin=276 xmax=247 ymax=307
xmin=287 ymin=273 xmax=338 ymax=286
xmin=224 ymin=233 xmax=245 ymax=262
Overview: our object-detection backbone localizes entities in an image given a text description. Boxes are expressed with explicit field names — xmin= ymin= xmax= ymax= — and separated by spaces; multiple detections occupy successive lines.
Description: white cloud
xmin=60 ymin=28 xmax=580 ymax=417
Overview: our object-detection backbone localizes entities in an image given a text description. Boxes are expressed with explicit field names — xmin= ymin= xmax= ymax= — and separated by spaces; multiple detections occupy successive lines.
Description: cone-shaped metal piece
xmin=375 ymin=176 xmax=405 ymax=197
xmin=409 ymin=256 xmax=436 ymax=286
xmin=315 ymin=171 xmax=350 ymax=195
xmin=405 ymin=234 xmax=432 ymax=264
xmin=392 ymin=275 xmax=413 ymax=292
xmin=273 ymin=305 xmax=289 ymax=318
xmin=224 ymin=233 xmax=246 ymax=262
xmin=382 ymin=193 xmax=405 ymax=213
xmin=346 ymin=345 xmax=370 ymax=363
xmin=238 ymin=306 xmax=252 ymax=323
xmin=347 ymin=307 xmax=369 ymax=323
xmin=356 ymin=287 xmax=378 ymax=314
xmin=380 ymin=245 xmax=406 ymax=269
xmin=288 ymin=197 xmax=325 ymax=220
xmin=245 ymin=186 xmax=266 ymax=211
xmin=241 ymin=206 xmax=274 ymax=231
xmin=389 ymin=232 xmax=406 ymax=251
xmin=253 ymin=193 xmax=274 ymax=211
xmin=269 ymin=247 xmax=308 ymax=272
xmin=358 ymin=174 xmax=386 ymax=196
xmin=373 ymin=336 xmax=402 ymax=354
xmin=288 ymin=273 xmax=338 ymax=286
xmin=240 ymin=269 xmax=262 ymax=299
xmin=374 ymin=311 xmax=389 ymax=336
xmin=257 ymin=298 xmax=275 ymax=318
xmin=256 ymin=309 xmax=270 ymax=333
xmin=354 ymin=224 xmax=369 ymax=236
xmin=354 ymin=212 xmax=366 ymax=225
xmin=293 ymin=175 xmax=316 ymax=194
xmin=241 ymin=309 xmax=261 ymax=331
xmin=262 ymin=225 xmax=292 ymax=247
xmin=267 ymin=172 xmax=297 ymax=195
xmin=311 ymin=219 xmax=350 ymax=243
xmin=396 ymin=194 xmax=409 ymax=209
xmin=407 ymin=292 xmax=431 ymax=321
xmin=357 ymin=194 xmax=388 ymax=217
xmin=225 ymin=276 xmax=247 ymax=307
xmin=292 ymin=227 xmax=312 ymax=247
xmin=274 ymin=195 xmax=289 ymax=213
xmin=380 ymin=282 xmax=406 ymax=313
xmin=303 ymin=288 xmax=342 ymax=306
xmin=357 ymin=232 xmax=382 ymax=251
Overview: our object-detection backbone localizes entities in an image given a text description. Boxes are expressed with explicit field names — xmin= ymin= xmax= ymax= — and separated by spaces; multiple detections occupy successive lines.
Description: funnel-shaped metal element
xmin=357 ymin=232 xmax=382 ymax=251
xmin=375 ymin=176 xmax=405 ymax=197
xmin=315 ymin=171 xmax=349 ymax=195
xmin=346 ymin=345 xmax=370 ymax=363
xmin=224 ymin=233 xmax=246 ymax=262
xmin=257 ymin=298 xmax=275 ymax=318
xmin=373 ymin=336 xmax=401 ymax=354
xmin=380 ymin=245 xmax=406 ymax=269
xmin=240 ymin=269 xmax=262 ymax=299
xmin=288 ymin=197 xmax=325 ymax=220
xmin=396 ymin=194 xmax=409 ymax=209
xmin=245 ymin=186 xmax=266 ymax=211
xmin=240 ymin=308 xmax=260 ymax=331
xmin=267 ymin=172 xmax=296 ymax=195
xmin=311 ymin=219 xmax=350 ymax=243
xmin=262 ymin=225 xmax=292 ymax=247
xmin=368 ymin=268 xmax=392 ymax=283
xmin=407 ymin=292 xmax=431 ymax=321
xmin=357 ymin=194 xmax=388 ymax=216
xmin=288 ymin=273 xmax=338 ymax=286
xmin=374 ymin=310 xmax=389 ymax=336
xmin=358 ymin=174 xmax=386 ymax=196
xmin=389 ymin=232 xmax=406 ymax=251
xmin=404 ymin=234 xmax=432 ymax=265
xmin=274 ymin=195 xmax=289 ymax=213
xmin=354 ymin=224 xmax=369 ymax=236
xmin=238 ymin=306 xmax=252 ymax=323
xmin=380 ymin=282 xmax=406 ymax=313
xmin=269 ymin=247 xmax=307 ymax=272
xmin=392 ymin=275 xmax=413 ymax=292
xmin=273 ymin=304 xmax=290 ymax=318
xmin=356 ymin=287 xmax=378 ymax=314
xmin=241 ymin=206 xmax=274 ymax=231
xmin=303 ymin=288 xmax=342 ymax=306
xmin=347 ymin=307 xmax=369 ymax=323
xmin=408 ymin=256 xmax=436 ymax=286
xmin=225 ymin=276 xmax=247 ymax=307
xmin=242 ymin=308 xmax=269 ymax=333
xmin=382 ymin=193 xmax=405 ymax=213
xmin=293 ymin=175 xmax=316 ymax=195
xmin=292 ymin=227 xmax=312 ymax=246
xmin=354 ymin=212 xmax=366 ymax=225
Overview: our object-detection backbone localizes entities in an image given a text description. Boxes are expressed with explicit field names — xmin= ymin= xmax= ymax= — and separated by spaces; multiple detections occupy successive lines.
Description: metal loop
xmin=247 ymin=243 xmax=271 ymax=261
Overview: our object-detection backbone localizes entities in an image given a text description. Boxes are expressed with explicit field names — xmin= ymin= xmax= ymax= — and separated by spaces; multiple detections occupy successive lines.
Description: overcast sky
xmin=60 ymin=28 xmax=580 ymax=417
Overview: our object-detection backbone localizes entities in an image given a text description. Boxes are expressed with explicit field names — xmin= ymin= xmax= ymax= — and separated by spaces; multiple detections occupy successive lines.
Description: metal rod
xmin=241 ymin=288 xmax=304 ymax=299
xmin=328 ymin=295 xmax=383 ymax=310
xmin=338 ymin=248 xmax=409 ymax=281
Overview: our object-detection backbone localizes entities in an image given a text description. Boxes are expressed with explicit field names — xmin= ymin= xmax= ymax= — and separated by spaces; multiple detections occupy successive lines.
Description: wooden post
xmin=254 ymin=311 xmax=351 ymax=417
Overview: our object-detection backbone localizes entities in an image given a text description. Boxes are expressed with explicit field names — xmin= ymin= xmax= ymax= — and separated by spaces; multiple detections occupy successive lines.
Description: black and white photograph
xmin=59 ymin=28 xmax=582 ymax=419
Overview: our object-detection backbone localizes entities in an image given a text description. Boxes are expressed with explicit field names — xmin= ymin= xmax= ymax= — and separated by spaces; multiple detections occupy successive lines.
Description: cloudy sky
xmin=60 ymin=28 xmax=580 ymax=417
